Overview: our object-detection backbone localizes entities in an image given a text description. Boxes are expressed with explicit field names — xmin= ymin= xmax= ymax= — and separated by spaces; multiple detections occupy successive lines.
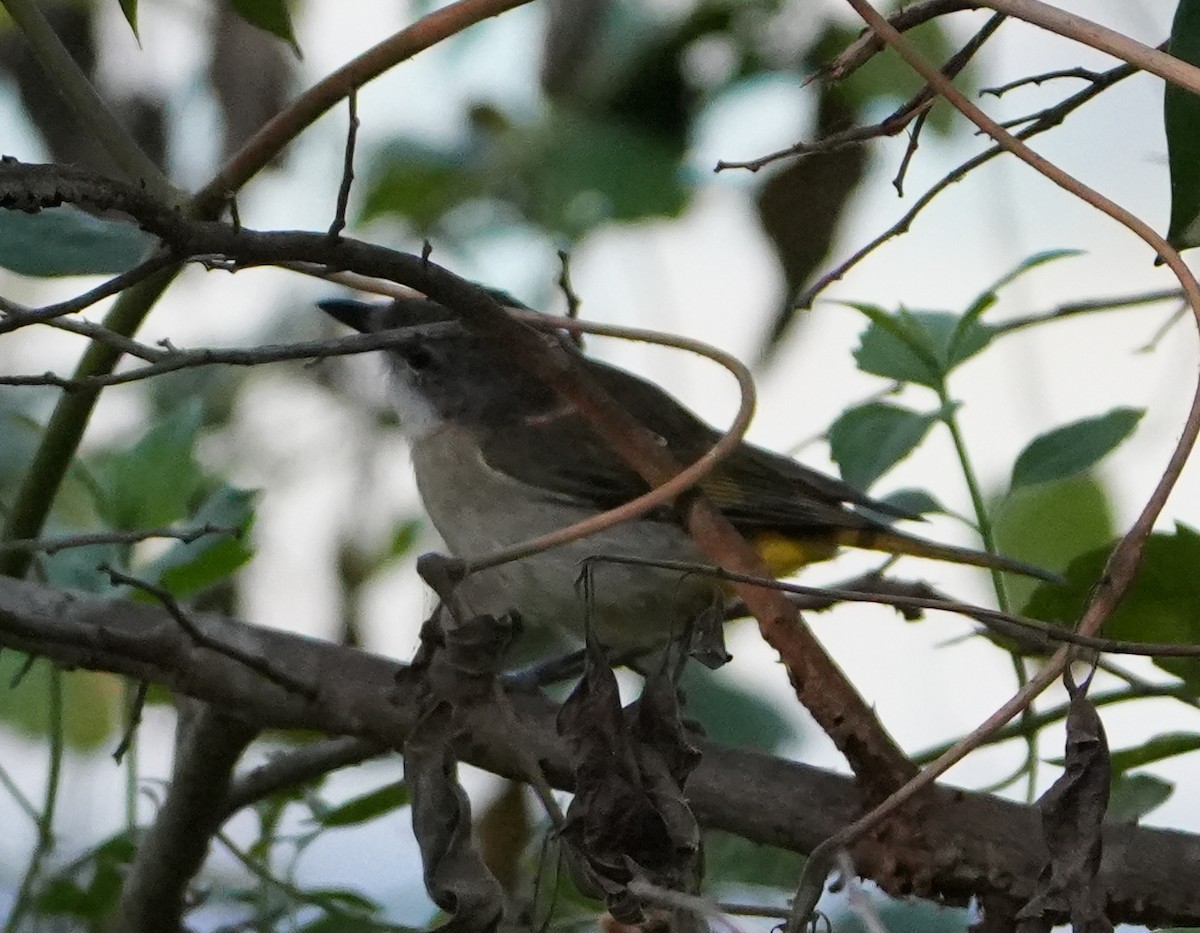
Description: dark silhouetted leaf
xmin=118 ymin=0 xmax=138 ymax=39
xmin=229 ymin=0 xmax=300 ymax=55
xmin=1010 ymin=409 xmax=1143 ymax=490
xmin=1167 ymin=0 xmax=1200 ymax=249
xmin=756 ymin=93 xmax=867 ymax=357
xmin=828 ymin=402 xmax=937 ymax=490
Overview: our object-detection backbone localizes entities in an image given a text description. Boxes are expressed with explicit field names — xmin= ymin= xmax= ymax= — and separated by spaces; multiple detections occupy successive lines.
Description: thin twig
xmin=796 ymin=57 xmax=1140 ymax=308
xmin=111 ymin=681 xmax=149 ymax=764
xmin=982 ymin=66 xmax=1107 ymax=97
xmin=100 ymin=566 xmax=317 ymax=700
xmin=994 ymin=287 xmax=1184 ymax=334
xmin=583 ymin=554 xmax=1200 ymax=659
xmin=0 ymin=251 xmax=179 ymax=336
xmin=328 ymin=90 xmax=359 ymax=240
xmin=0 ymin=524 xmax=241 ymax=555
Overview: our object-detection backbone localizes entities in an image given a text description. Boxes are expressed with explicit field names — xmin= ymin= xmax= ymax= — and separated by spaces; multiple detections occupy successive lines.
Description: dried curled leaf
xmin=406 ymin=702 xmax=506 ymax=932
xmin=1017 ymin=669 xmax=1112 ymax=933
xmin=557 ymin=635 xmax=702 ymax=923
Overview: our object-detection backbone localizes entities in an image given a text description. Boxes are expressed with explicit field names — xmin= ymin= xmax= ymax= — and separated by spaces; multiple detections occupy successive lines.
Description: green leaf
xmin=496 ymin=108 xmax=689 ymax=238
xmin=1108 ymin=731 xmax=1200 ymax=775
xmin=704 ymin=830 xmax=806 ymax=889
xmin=90 ymin=400 xmax=205 ymax=530
xmin=1107 ymin=772 xmax=1173 ymax=824
xmin=849 ymin=305 xmax=996 ymax=389
xmin=1166 ymin=0 xmax=1200 ymax=248
xmin=1010 ymin=408 xmax=1143 ymax=490
xmin=0 ymin=656 xmax=117 ymax=749
xmin=828 ymin=403 xmax=937 ymax=490
xmin=137 ymin=486 xmax=257 ymax=598
xmin=313 ymin=781 xmax=409 ymax=828
xmin=994 ymin=475 xmax=1115 ymax=616
xmin=877 ymin=488 xmax=946 ymax=517
xmin=1024 ymin=523 xmax=1200 ymax=689
xmin=679 ymin=663 xmax=796 ymax=752
xmin=39 ymin=542 xmax=123 ymax=595
xmin=387 ymin=518 xmax=421 ymax=560
xmin=118 ymin=0 xmax=138 ymax=39
xmin=0 ymin=206 xmax=155 ymax=277
xmin=358 ymin=142 xmax=486 ymax=232
xmin=228 ymin=0 xmax=300 ymax=54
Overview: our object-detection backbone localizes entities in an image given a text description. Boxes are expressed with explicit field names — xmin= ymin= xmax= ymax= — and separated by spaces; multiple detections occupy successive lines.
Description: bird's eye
xmin=404 ymin=345 xmax=435 ymax=370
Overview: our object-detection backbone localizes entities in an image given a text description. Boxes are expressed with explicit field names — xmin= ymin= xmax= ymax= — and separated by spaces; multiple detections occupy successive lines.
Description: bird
xmin=320 ymin=293 xmax=1056 ymax=656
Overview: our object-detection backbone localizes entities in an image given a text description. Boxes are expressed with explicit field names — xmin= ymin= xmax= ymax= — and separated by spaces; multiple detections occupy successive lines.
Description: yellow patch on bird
xmin=751 ymin=531 xmax=839 ymax=577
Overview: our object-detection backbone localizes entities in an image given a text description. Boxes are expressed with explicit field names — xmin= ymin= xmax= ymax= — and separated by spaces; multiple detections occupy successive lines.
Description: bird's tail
xmin=834 ymin=527 xmax=1063 ymax=583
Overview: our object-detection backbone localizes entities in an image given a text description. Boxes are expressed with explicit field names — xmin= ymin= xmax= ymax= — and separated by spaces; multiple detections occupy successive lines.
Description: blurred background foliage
xmin=0 ymin=0 xmax=1195 ymax=928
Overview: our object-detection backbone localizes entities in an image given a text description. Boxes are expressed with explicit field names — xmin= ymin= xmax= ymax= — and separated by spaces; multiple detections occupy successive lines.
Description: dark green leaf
xmin=1109 ymin=774 xmax=1169 ymax=830
xmin=0 ymin=207 xmax=155 ymax=277
xmin=1024 ymin=523 xmax=1200 ymax=689
xmin=828 ymin=403 xmax=937 ymax=490
xmin=90 ymin=400 xmax=205 ymax=530
xmin=1108 ymin=732 xmax=1200 ymax=775
xmin=877 ymin=488 xmax=946 ymax=517
xmin=679 ymin=663 xmax=796 ymax=752
xmin=849 ymin=305 xmax=995 ymax=389
xmin=496 ymin=108 xmax=689 ymax=237
xmin=118 ymin=0 xmax=138 ymax=39
xmin=228 ymin=0 xmax=299 ymax=54
xmin=358 ymin=142 xmax=485 ymax=232
xmin=994 ymin=475 xmax=1115 ymax=616
xmin=313 ymin=781 xmax=409 ymax=828
xmin=704 ymin=830 xmax=805 ymax=889
xmin=1010 ymin=408 xmax=1143 ymax=490
xmin=1167 ymin=0 xmax=1200 ymax=248
xmin=138 ymin=486 xmax=256 ymax=598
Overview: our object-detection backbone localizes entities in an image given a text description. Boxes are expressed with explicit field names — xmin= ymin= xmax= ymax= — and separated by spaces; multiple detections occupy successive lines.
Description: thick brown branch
xmin=0 ymin=575 xmax=1196 ymax=927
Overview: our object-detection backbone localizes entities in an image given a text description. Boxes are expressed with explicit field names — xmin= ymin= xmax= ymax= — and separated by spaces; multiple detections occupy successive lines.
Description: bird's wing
xmin=477 ymin=355 xmax=912 ymax=535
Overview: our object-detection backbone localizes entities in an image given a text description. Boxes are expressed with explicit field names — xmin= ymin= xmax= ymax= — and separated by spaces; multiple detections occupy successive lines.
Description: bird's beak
xmin=317 ymin=298 xmax=380 ymax=334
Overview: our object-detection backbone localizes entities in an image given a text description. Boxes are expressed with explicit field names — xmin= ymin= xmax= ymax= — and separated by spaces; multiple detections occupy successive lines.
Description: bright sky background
xmin=0 ymin=0 xmax=1196 ymax=926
